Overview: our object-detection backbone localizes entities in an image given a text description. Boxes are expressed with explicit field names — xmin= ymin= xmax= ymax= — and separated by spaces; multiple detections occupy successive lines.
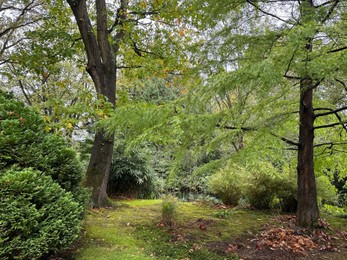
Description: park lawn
xmin=69 ymin=199 xmax=347 ymax=260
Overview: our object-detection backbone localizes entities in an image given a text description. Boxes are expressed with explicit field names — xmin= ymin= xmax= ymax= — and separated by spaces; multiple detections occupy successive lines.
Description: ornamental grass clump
xmin=161 ymin=194 xmax=177 ymax=226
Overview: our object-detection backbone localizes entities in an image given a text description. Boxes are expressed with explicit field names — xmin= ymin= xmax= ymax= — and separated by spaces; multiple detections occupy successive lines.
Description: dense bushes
xmin=108 ymin=145 xmax=162 ymax=198
xmin=0 ymin=91 xmax=86 ymax=258
xmin=208 ymin=160 xmax=338 ymax=211
xmin=208 ymin=162 xmax=297 ymax=211
xmin=0 ymin=168 xmax=82 ymax=259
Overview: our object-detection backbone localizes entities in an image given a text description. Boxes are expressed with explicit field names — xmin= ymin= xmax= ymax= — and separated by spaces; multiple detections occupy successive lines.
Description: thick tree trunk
xmin=86 ymin=131 xmax=115 ymax=207
xmin=86 ymin=71 xmax=116 ymax=207
xmin=296 ymin=78 xmax=319 ymax=227
xmin=67 ymin=0 xmax=122 ymax=207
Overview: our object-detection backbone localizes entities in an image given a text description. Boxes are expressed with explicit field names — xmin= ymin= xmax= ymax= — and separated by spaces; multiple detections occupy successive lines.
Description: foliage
xmin=160 ymin=195 xmax=177 ymax=226
xmin=208 ymin=163 xmax=246 ymax=206
xmin=208 ymin=160 xmax=298 ymax=211
xmin=316 ymin=175 xmax=338 ymax=205
xmin=108 ymin=144 xmax=162 ymax=199
xmin=245 ymin=162 xmax=285 ymax=210
xmin=323 ymin=204 xmax=347 ymax=218
xmin=213 ymin=208 xmax=232 ymax=219
xmin=0 ymin=91 xmax=87 ymax=204
xmin=166 ymin=149 xmax=223 ymax=199
xmin=0 ymin=168 xmax=82 ymax=260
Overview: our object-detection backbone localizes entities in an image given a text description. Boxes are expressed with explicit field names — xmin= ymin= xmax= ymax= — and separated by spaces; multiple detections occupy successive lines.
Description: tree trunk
xmin=85 ymin=131 xmax=114 ymax=207
xmin=296 ymin=77 xmax=319 ymax=227
xmin=67 ymin=0 xmax=124 ymax=207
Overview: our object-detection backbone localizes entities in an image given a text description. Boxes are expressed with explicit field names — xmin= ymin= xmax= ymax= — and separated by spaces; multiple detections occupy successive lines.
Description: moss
xmin=74 ymin=200 xmax=347 ymax=259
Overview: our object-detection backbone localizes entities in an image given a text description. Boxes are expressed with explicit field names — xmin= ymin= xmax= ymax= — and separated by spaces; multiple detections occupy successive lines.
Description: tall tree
xmin=65 ymin=0 xmax=192 ymax=207
xmin=66 ymin=0 xmax=120 ymax=207
xmin=187 ymin=0 xmax=347 ymax=226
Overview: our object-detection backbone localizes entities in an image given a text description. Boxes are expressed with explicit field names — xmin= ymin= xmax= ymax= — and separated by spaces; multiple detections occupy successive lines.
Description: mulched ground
xmin=205 ymin=215 xmax=347 ymax=259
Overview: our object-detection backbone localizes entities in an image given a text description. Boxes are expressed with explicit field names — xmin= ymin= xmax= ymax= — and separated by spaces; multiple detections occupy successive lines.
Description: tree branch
xmin=270 ymin=132 xmax=300 ymax=147
xmin=334 ymin=77 xmax=347 ymax=91
xmin=328 ymin=46 xmax=347 ymax=53
xmin=314 ymin=106 xmax=347 ymax=118
xmin=314 ymin=141 xmax=347 ymax=148
xmin=117 ymin=65 xmax=142 ymax=69
xmin=320 ymin=0 xmax=339 ymax=24
xmin=215 ymin=124 xmax=256 ymax=131
xmin=314 ymin=121 xmax=347 ymax=130
xmin=246 ymin=0 xmax=295 ymax=25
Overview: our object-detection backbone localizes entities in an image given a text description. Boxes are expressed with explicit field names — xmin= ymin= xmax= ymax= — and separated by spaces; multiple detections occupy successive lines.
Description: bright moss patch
xmin=73 ymin=200 xmax=272 ymax=259
xmin=72 ymin=200 xmax=347 ymax=260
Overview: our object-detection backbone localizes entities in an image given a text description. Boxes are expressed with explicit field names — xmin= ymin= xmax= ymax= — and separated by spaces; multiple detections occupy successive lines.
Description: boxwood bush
xmin=0 ymin=168 xmax=82 ymax=259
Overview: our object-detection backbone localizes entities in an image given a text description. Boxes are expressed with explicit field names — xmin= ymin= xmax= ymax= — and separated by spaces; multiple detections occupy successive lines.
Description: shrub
xmin=323 ymin=204 xmax=347 ymax=218
xmin=245 ymin=162 xmax=285 ymax=210
xmin=0 ymin=168 xmax=82 ymax=260
xmin=108 ymin=145 xmax=161 ymax=198
xmin=161 ymin=194 xmax=177 ymax=226
xmin=316 ymin=175 xmax=338 ymax=205
xmin=0 ymin=91 xmax=86 ymax=204
xmin=274 ymin=167 xmax=297 ymax=213
xmin=208 ymin=163 xmax=246 ymax=206
xmin=209 ymin=161 xmax=297 ymax=210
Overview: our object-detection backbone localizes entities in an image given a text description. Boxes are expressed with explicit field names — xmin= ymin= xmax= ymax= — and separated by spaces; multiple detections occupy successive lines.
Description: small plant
xmin=214 ymin=209 xmax=232 ymax=219
xmin=161 ymin=194 xmax=177 ymax=226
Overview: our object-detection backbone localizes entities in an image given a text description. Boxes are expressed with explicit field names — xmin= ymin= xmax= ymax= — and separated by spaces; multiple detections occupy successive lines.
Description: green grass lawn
xmin=71 ymin=199 xmax=347 ymax=260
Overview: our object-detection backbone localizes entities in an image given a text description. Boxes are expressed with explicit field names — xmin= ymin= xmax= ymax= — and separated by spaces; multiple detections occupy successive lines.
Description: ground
xmin=55 ymin=199 xmax=347 ymax=260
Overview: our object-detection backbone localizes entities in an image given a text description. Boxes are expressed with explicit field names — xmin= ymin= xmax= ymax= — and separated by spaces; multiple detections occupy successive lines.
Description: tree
xmin=65 ymin=0 xmax=119 ymax=207
xmin=186 ymin=0 xmax=347 ymax=227
xmin=65 ymin=0 xmax=192 ymax=207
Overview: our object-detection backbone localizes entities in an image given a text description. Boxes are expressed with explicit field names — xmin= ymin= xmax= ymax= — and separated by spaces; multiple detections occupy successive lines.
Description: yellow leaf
xmin=67 ymin=122 xmax=73 ymax=129
xmin=96 ymin=109 xmax=104 ymax=117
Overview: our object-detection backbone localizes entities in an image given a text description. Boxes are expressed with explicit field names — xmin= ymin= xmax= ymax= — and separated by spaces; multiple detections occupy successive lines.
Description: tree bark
xmin=67 ymin=0 xmax=125 ymax=207
xmin=296 ymin=77 xmax=319 ymax=227
xmin=295 ymin=0 xmax=320 ymax=227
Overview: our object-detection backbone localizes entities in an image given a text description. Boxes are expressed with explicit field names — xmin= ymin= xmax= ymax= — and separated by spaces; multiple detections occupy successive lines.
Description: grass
xmin=71 ymin=199 xmax=347 ymax=260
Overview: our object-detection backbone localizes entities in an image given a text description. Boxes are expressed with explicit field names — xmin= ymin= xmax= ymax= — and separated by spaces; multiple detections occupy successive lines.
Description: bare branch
xmin=215 ymin=123 xmax=256 ymax=131
xmin=314 ymin=141 xmax=347 ymax=148
xmin=320 ymin=0 xmax=339 ymax=24
xmin=314 ymin=106 xmax=347 ymax=118
xmin=314 ymin=121 xmax=347 ymax=130
xmin=246 ymin=0 xmax=295 ymax=25
xmin=328 ymin=46 xmax=347 ymax=53
xmin=270 ymin=132 xmax=300 ymax=146
xmin=334 ymin=78 xmax=347 ymax=91
xmin=117 ymin=65 xmax=142 ymax=69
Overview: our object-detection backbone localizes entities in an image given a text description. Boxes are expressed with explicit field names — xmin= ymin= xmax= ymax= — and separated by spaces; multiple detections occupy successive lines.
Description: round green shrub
xmin=0 ymin=168 xmax=82 ymax=260
xmin=0 ymin=91 xmax=86 ymax=204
